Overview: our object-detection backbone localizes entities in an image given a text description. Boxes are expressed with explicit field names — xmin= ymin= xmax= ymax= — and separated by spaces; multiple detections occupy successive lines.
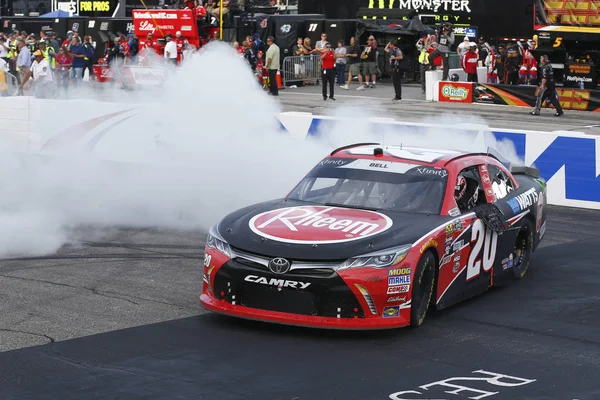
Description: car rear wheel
xmin=511 ymin=218 xmax=534 ymax=279
xmin=410 ymin=251 xmax=436 ymax=328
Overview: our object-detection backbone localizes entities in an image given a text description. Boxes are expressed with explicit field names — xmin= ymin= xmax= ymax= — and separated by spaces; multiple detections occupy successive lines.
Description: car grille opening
xmin=212 ymin=259 xmax=365 ymax=319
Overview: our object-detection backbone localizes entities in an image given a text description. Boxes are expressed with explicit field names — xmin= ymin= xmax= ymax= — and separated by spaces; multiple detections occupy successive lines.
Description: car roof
xmin=328 ymin=143 xmax=481 ymax=168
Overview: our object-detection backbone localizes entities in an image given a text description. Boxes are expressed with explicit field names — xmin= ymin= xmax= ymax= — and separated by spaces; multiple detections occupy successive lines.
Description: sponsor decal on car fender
xmin=383 ymin=305 xmax=400 ymax=318
xmin=388 ymin=275 xmax=410 ymax=286
xmin=388 ymin=267 xmax=411 ymax=276
xmin=387 ymin=296 xmax=407 ymax=303
xmin=507 ymin=188 xmax=539 ymax=214
xmin=248 ymin=206 xmax=393 ymax=244
xmin=387 ymin=284 xmax=410 ymax=294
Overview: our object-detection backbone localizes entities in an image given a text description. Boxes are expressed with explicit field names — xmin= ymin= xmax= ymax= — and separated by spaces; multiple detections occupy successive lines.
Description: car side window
xmin=455 ymin=165 xmax=488 ymax=213
xmin=487 ymin=164 xmax=514 ymax=200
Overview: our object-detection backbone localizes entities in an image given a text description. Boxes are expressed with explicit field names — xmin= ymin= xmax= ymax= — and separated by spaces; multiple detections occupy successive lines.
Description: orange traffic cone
xmin=276 ymin=69 xmax=284 ymax=90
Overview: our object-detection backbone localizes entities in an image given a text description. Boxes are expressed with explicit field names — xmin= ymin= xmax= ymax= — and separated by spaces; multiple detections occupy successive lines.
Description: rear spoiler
xmin=510 ymin=165 xmax=540 ymax=178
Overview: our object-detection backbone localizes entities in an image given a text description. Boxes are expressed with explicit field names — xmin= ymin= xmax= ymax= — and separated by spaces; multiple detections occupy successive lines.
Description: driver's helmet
xmin=455 ymin=175 xmax=467 ymax=201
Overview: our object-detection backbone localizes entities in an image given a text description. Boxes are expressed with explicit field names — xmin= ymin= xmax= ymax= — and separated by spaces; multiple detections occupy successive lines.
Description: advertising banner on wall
xmin=438 ymin=81 xmax=473 ymax=103
xmin=132 ymin=9 xmax=198 ymax=41
xmin=473 ymin=83 xmax=600 ymax=112
xmin=535 ymin=0 xmax=600 ymax=33
xmin=53 ymin=0 xmax=124 ymax=18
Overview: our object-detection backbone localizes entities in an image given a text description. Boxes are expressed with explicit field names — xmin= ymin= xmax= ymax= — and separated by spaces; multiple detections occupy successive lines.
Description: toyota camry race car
xmin=200 ymin=144 xmax=548 ymax=329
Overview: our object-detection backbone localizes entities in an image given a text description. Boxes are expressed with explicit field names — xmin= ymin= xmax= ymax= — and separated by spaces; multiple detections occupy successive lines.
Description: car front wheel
xmin=410 ymin=251 xmax=436 ymax=328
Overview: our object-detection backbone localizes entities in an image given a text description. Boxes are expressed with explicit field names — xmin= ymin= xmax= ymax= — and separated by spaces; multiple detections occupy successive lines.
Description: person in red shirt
xmin=320 ymin=42 xmax=336 ymax=100
xmin=428 ymin=42 xmax=442 ymax=69
xmin=140 ymin=33 xmax=156 ymax=53
xmin=175 ymin=31 xmax=186 ymax=63
xmin=120 ymin=35 xmax=130 ymax=61
xmin=462 ymin=43 xmax=478 ymax=82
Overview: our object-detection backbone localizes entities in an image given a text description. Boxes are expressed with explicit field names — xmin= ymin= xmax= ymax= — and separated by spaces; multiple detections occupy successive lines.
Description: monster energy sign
xmin=366 ymin=0 xmax=472 ymax=13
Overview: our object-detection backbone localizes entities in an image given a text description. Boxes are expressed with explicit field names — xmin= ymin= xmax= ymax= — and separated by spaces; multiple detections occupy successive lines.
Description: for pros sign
xmin=249 ymin=206 xmax=393 ymax=244
xmin=439 ymin=82 xmax=473 ymax=103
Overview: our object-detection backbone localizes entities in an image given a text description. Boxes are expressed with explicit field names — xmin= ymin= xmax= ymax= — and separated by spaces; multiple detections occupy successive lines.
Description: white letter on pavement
xmin=420 ymin=379 xmax=498 ymax=400
xmin=471 ymin=370 xmax=537 ymax=387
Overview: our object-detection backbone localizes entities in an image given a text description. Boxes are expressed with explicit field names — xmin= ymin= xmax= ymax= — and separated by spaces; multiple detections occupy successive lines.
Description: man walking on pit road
xmin=266 ymin=36 xmax=280 ymax=96
xmin=530 ymin=55 xmax=563 ymax=117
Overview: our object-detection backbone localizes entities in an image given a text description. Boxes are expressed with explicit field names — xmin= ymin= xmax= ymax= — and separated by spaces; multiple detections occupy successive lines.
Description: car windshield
xmin=286 ymin=158 xmax=448 ymax=214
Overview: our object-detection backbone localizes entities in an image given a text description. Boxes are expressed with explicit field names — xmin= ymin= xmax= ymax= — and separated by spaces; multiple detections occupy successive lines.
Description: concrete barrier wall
xmin=2 ymin=97 xmax=600 ymax=210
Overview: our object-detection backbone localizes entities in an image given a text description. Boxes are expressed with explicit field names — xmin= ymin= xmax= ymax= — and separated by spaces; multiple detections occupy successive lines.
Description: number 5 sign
xmin=466 ymin=219 xmax=498 ymax=281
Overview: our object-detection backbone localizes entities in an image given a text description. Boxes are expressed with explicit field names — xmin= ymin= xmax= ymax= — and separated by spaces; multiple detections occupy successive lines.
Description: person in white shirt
xmin=315 ymin=33 xmax=329 ymax=53
xmin=18 ymin=49 xmax=54 ymax=98
xmin=457 ymin=37 xmax=470 ymax=59
xmin=0 ymin=37 xmax=8 ymax=59
xmin=164 ymin=34 xmax=178 ymax=65
xmin=0 ymin=57 xmax=8 ymax=73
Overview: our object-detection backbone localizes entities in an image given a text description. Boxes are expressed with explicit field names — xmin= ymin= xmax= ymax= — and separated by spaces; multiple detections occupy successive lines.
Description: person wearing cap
xmin=492 ymin=44 xmax=506 ymax=83
xmin=457 ymin=37 xmax=470 ymax=59
xmin=477 ymin=36 xmax=488 ymax=68
xmin=429 ymin=22 xmax=454 ymax=80
xmin=175 ymin=31 xmax=187 ymax=63
xmin=18 ymin=49 xmax=54 ymax=98
xmin=385 ymin=39 xmax=404 ymax=101
xmin=38 ymin=41 xmax=56 ymax=72
xmin=462 ymin=42 xmax=479 ymax=82
xmin=164 ymin=34 xmax=178 ymax=65
xmin=504 ymin=42 xmax=520 ymax=85
xmin=62 ymin=31 xmax=74 ymax=48
xmin=531 ymin=55 xmax=563 ymax=117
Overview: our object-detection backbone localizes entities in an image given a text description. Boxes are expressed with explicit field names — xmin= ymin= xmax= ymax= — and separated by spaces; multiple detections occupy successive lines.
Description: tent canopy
xmin=38 ymin=10 xmax=80 ymax=18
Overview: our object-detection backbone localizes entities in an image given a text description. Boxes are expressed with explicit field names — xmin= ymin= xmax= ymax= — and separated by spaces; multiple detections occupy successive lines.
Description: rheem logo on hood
xmin=249 ymin=206 xmax=393 ymax=244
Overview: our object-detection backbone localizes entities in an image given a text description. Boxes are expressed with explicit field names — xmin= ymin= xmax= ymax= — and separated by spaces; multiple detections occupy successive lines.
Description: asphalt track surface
xmin=2 ymin=86 xmax=600 ymax=399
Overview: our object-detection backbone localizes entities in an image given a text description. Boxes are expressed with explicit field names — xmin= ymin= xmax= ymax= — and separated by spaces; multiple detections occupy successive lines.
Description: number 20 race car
xmin=200 ymin=144 xmax=548 ymax=329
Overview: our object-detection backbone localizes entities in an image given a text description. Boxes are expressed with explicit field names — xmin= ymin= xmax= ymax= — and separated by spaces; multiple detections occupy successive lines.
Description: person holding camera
xmin=428 ymin=22 xmax=455 ymax=80
xmin=321 ymin=42 xmax=336 ymax=100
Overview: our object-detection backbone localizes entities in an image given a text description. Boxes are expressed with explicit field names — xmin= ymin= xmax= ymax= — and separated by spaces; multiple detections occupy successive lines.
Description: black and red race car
xmin=200 ymin=144 xmax=547 ymax=329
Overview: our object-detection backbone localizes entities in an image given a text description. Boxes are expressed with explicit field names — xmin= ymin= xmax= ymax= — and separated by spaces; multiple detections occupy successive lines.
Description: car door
xmin=437 ymin=164 xmax=495 ymax=308
xmin=484 ymin=163 xmax=530 ymax=284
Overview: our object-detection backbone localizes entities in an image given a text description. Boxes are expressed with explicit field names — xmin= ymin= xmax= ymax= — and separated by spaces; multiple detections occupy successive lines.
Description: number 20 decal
xmin=466 ymin=219 xmax=498 ymax=281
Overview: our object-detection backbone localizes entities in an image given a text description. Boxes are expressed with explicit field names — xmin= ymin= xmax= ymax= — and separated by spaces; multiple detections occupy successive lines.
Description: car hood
xmin=217 ymin=199 xmax=451 ymax=261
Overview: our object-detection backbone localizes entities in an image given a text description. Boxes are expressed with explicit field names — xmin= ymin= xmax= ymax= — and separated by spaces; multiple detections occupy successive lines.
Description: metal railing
xmin=281 ymin=55 xmax=321 ymax=86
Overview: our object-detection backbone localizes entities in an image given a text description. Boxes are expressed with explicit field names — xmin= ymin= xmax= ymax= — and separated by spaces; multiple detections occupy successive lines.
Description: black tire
xmin=511 ymin=218 xmax=534 ymax=279
xmin=410 ymin=251 xmax=436 ymax=328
